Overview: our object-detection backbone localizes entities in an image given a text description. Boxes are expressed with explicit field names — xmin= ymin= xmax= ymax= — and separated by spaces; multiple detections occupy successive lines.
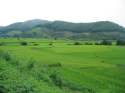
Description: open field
xmin=0 ymin=38 xmax=125 ymax=93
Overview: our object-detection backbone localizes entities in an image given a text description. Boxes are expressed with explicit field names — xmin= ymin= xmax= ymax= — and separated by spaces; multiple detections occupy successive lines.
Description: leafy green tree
xmin=116 ymin=40 xmax=125 ymax=45
xmin=100 ymin=40 xmax=112 ymax=45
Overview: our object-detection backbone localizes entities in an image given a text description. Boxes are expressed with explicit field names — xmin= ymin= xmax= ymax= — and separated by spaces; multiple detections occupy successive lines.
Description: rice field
xmin=0 ymin=38 xmax=125 ymax=93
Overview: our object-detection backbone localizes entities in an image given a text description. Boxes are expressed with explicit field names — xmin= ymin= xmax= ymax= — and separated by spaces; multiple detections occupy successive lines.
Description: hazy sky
xmin=0 ymin=0 xmax=125 ymax=26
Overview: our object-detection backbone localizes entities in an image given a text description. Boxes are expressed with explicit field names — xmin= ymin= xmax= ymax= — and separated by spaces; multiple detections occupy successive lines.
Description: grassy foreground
xmin=0 ymin=38 xmax=125 ymax=93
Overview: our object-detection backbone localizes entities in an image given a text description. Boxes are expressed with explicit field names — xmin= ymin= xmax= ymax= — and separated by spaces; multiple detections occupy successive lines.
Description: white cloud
xmin=0 ymin=0 xmax=125 ymax=26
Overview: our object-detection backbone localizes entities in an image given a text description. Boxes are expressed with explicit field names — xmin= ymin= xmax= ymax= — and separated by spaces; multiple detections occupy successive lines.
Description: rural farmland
xmin=0 ymin=38 xmax=125 ymax=93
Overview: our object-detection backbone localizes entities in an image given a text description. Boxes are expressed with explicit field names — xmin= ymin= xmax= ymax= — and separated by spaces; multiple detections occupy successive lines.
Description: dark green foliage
xmin=0 ymin=85 xmax=7 ymax=93
xmin=100 ymin=40 xmax=112 ymax=45
xmin=116 ymin=40 xmax=125 ymax=46
xmin=48 ymin=63 xmax=62 ymax=67
xmin=20 ymin=41 xmax=28 ymax=46
xmin=44 ymin=21 xmax=125 ymax=33
xmin=0 ymin=50 xmax=19 ymax=67
xmin=54 ymin=37 xmax=58 ymax=40
xmin=94 ymin=42 xmax=100 ymax=45
xmin=65 ymin=83 xmax=95 ymax=93
xmin=0 ymin=42 xmax=5 ymax=46
xmin=116 ymin=64 xmax=125 ymax=68
xmin=27 ymin=60 xmax=35 ymax=70
xmin=27 ymin=62 xmax=34 ymax=70
xmin=0 ymin=50 xmax=11 ymax=61
xmin=31 ymin=42 xmax=39 ymax=46
xmin=49 ymin=43 xmax=53 ymax=46
xmin=49 ymin=72 xmax=95 ymax=93
xmin=33 ymin=43 xmax=39 ymax=46
xmin=0 ymin=70 xmax=8 ymax=81
xmin=84 ymin=42 xmax=93 ymax=45
xmin=49 ymin=72 xmax=63 ymax=88
xmin=12 ymin=84 xmax=35 ymax=93
xmin=74 ymin=42 xmax=82 ymax=45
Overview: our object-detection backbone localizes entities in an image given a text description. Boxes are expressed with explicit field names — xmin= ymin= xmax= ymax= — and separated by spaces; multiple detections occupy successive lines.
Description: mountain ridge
xmin=0 ymin=19 xmax=125 ymax=40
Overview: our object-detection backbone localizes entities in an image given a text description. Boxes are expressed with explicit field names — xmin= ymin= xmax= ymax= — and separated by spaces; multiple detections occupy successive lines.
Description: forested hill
xmin=0 ymin=19 xmax=125 ymax=40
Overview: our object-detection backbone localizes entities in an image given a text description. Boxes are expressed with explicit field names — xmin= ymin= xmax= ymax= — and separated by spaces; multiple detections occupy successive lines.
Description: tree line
xmin=74 ymin=40 xmax=125 ymax=46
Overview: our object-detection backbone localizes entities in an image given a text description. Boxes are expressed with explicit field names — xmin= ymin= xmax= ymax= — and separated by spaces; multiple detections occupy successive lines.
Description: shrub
xmin=74 ymin=42 xmax=82 ymax=45
xmin=0 ymin=50 xmax=20 ymax=66
xmin=49 ymin=72 xmax=62 ymax=88
xmin=49 ymin=43 xmax=53 ymax=46
xmin=20 ymin=41 xmax=28 ymax=46
xmin=0 ymin=50 xmax=11 ymax=61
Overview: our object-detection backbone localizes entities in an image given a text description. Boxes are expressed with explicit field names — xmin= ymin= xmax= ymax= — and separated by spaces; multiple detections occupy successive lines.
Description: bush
xmin=0 ymin=50 xmax=11 ymax=61
xmin=20 ymin=41 xmax=28 ymax=46
xmin=27 ymin=60 xmax=35 ymax=70
xmin=116 ymin=40 xmax=125 ymax=46
xmin=0 ymin=50 xmax=20 ymax=66
xmin=49 ymin=43 xmax=53 ymax=46
xmin=49 ymin=72 xmax=62 ymax=88
xmin=0 ymin=85 xmax=7 ymax=93
xmin=74 ymin=42 xmax=82 ymax=45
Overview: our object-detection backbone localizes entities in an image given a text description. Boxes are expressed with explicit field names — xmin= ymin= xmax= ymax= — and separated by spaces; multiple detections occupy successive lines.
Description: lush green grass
xmin=0 ymin=38 xmax=125 ymax=93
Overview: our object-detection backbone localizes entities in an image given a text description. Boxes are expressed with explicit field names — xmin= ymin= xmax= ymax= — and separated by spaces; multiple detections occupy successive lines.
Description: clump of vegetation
xmin=20 ymin=41 xmax=28 ymax=46
xmin=100 ymin=40 xmax=112 ymax=45
xmin=49 ymin=43 xmax=53 ymax=46
xmin=49 ymin=72 xmax=63 ymax=88
xmin=48 ymin=63 xmax=62 ymax=67
xmin=0 ymin=42 xmax=5 ymax=46
xmin=0 ymin=50 xmax=11 ymax=61
xmin=33 ymin=43 xmax=39 ymax=46
xmin=116 ymin=40 xmax=125 ymax=46
xmin=12 ymin=83 xmax=35 ymax=93
xmin=27 ymin=61 xmax=35 ymax=70
xmin=74 ymin=42 xmax=82 ymax=45
xmin=49 ymin=72 xmax=95 ymax=93
xmin=84 ymin=42 xmax=93 ymax=45
xmin=0 ymin=85 xmax=8 ymax=93
xmin=54 ymin=37 xmax=58 ymax=40
xmin=94 ymin=42 xmax=100 ymax=45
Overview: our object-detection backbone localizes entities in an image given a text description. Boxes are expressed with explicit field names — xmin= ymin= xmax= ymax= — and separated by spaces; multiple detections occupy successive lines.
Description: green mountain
xmin=0 ymin=19 xmax=125 ymax=40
